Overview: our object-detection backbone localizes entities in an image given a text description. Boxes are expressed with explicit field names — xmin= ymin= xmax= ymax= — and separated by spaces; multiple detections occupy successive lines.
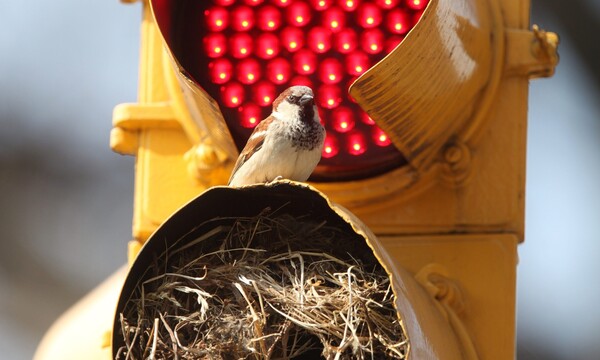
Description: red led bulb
xmin=254 ymin=81 xmax=277 ymax=106
xmin=386 ymin=9 xmax=411 ymax=35
xmin=375 ymin=0 xmax=399 ymax=9
xmin=318 ymin=58 xmax=344 ymax=84
xmin=208 ymin=58 xmax=233 ymax=84
xmin=229 ymin=33 xmax=253 ymax=58
xmin=256 ymin=33 xmax=280 ymax=59
xmin=339 ymin=0 xmax=359 ymax=11
xmin=220 ymin=82 xmax=245 ymax=108
xmin=405 ymin=0 xmax=428 ymax=10
xmin=271 ymin=0 xmax=291 ymax=7
xmin=360 ymin=111 xmax=375 ymax=125
xmin=357 ymin=3 xmax=382 ymax=29
xmin=322 ymin=7 xmax=346 ymax=33
xmin=346 ymin=51 xmax=370 ymax=76
xmin=334 ymin=28 xmax=358 ymax=53
xmin=281 ymin=26 xmax=304 ymax=52
xmin=361 ymin=28 xmax=384 ymax=54
xmin=204 ymin=7 xmax=229 ymax=32
xmin=322 ymin=134 xmax=340 ymax=158
xmin=257 ymin=5 xmax=282 ymax=31
xmin=266 ymin=58 xmax=291 ymax=84
xmin=204 ymin=33 xmax=227 ymax=58
xmin=231 ymin=6 xmax=255 ymax=31
xmin=308 ymin=27 xmax=332 ymax=54
xmin=287 ymin=2 xmax=312 ymax=27
xmin=318 ymin=84 xmax=342 ymax=109
xmin=372 ymin=127 xmax=392 ymax=146
xmin=238 ymin=103 xmax=263 ymax=128
xmin=332 ymin=107 xmax=355 ymax=133
xmin=347 ymin=131 xmax=367 ymax=155
xmin=237 ymin=58 xmax=261 ymax=84
xmin=293 ymin=49 xmax=317 ymax=75
xmin=310 ymin=0 xmax=334 ymax=11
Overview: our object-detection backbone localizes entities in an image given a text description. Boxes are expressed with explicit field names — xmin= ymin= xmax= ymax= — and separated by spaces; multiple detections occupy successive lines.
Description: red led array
xmin=198 ymin=0 xmax=426 ymax=172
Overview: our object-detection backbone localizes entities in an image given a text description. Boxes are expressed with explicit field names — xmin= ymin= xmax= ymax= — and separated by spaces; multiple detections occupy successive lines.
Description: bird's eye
xmin=288 ymin=95 xmax=298 ymax=102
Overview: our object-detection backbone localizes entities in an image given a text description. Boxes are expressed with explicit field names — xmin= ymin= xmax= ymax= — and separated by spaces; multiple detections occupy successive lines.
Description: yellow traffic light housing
xmin=35 ymin=0 xmax=558 ymax=359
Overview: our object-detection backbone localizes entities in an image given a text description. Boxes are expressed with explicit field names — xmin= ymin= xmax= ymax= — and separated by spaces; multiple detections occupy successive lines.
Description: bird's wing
xmin=227 ymin=117 xmax=272 ymax=185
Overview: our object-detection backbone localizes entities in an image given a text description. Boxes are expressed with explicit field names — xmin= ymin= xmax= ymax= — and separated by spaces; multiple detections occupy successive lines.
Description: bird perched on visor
xmin=228 ymin=86 xmax=325 ymax=187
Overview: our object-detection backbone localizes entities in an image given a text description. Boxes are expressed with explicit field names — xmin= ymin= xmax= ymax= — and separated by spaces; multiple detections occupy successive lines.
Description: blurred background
xmin=0 ymin=0 xmax=598 ymax=359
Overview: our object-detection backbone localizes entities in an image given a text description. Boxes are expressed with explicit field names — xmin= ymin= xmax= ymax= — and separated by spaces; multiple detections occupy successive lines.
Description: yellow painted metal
xmin=35 ymin=0 xmax=559 ymax=358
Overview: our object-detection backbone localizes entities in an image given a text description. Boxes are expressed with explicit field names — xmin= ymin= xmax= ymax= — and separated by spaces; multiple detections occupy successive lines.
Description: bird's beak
xmin=299 ymin=94 xmax=314 ymax=106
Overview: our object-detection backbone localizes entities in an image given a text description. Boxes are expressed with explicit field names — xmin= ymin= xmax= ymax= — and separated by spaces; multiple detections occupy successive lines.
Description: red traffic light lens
xmin=166 ymin=0 xmax=429 ymax=180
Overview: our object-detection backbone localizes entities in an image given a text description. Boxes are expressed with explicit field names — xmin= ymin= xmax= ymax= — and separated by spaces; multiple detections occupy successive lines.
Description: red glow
xmin=413 ymin=9 xmax=425 ymax=23
xmin=346 ymin=51 xmax=370 ymax=76
xmin=266 ymin=58 xmax=291 ymax=84
xmin=229 ymin=33 xmax=253 ymax=59
xmin=322 ymin=7 xmax=346 ymax=33
xmin=293 ymin=49 xmax=317 ymax=75
xmin=347 ymin=131 xmax=367 ymax=155
xmin=290 ymin=75 xmax=313 ymax=88
xmin=375 ymin=0 xmax=399 ymax=9
xmin=317 ymin=84 xmax=342 ymax=109
xmin=254 ymin=81 xmax=277 ymax=106
xmin=244 ymin=0 xmax=265 ymax=6
xmin=361 ymin=28 xmax=384 ymax=54
xmin=334 ymin=28 xmax=357 ymax=54
xmin=405 ymin=0 xmax=427 ymax=10
xmin=204 ymin=7 xmax=229 ymax=32
xmin=256 ymin=33 xmax=280 ymax=59
xmin=372 ymin=127 xmax=392 ymax=146
xmin=213 ymin=0 xmax=235 ymax=6
xmin=208 ymin=58 xmax=233 ymax=84
xmin=322 ymin=134 xmax=340 ymax=158
xmin=360 ymin=112 xmax=376 ymax=125
xmin=386 ymin=9 xmax=410 ymax=35
xmin=271 ymin=0 xmax=291 ymax=7
xmin=257 ymin=5 xmax=282 ymax=31
xmin=220 ymin=82 xmax=245 ymax=108
xmin=308 ymin=27 xmax=333 ymax=54
xmin=385 ymin=36 xmax=404 ymax=53
xmin=286 ymin=2 xmax=312 ymax=27
xmin=237 ymin=58 xmax=261 ymax=84
xmin=310 ymin=0 xmax=334 ymax=11
xmin=231 ymin=6 xmax=255 ymax=31
xmin=188 ymin=0 xmax=420 ymax=175
xmin=318 ymin=58 xmax=344 ymax=85
xmin=339 ymin=0 xmax=359 ymax=11
xmin=281 ymin=26 xmax=304 ymax=52
xmin=203 ymin=33 xmax=227 ymax=58
xmin=332 ymin=107 xmax=355 ymax=133
xmin=357 ymin=3 xmax=382 ymax=29
xmin=239 ymin=103 xmax=263 ymax=128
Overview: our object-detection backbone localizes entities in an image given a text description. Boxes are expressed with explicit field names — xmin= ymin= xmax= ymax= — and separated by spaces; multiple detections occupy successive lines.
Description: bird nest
xmin=116 ymin=209 xmax=408 ymax=359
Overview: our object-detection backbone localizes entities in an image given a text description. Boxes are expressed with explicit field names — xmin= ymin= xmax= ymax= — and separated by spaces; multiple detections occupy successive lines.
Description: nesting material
xmin=116 ymin=209 xmax=407 ymax=359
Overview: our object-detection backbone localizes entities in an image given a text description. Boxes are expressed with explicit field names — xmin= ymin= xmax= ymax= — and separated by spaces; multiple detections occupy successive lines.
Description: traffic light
xmin=35 ymin=0 xmax=558 ymax=359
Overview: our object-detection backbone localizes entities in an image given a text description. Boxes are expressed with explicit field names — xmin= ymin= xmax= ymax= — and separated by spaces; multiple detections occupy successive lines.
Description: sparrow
xmin=228 ymin=85 xmax=325 ymax=187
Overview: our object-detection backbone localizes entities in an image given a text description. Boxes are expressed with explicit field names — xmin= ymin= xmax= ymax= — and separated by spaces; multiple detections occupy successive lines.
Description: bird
xmin=228 ymin=85 xmax=325 ymax=187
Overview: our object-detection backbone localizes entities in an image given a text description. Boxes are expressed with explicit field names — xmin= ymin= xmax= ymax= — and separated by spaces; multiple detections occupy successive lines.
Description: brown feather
xmin=227 ymin=116 xmax=274 ymax=184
